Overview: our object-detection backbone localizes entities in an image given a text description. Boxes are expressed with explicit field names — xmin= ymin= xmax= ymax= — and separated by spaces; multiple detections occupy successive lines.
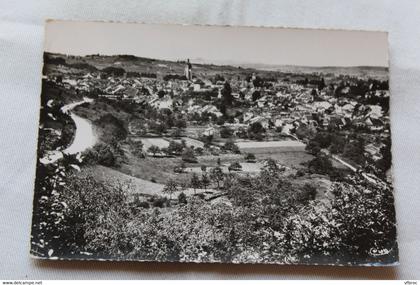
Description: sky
xmin=44 ymin=20 xmax=389 ymax=67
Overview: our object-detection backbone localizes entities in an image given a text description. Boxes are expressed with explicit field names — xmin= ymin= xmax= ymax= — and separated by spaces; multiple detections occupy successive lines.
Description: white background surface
xmin=1 ymin=0 xmax=419 ymax=280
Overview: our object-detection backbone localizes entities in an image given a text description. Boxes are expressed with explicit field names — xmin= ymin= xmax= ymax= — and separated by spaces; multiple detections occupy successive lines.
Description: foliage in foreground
xmin=31 ymin=156 xmax=397 ymax=265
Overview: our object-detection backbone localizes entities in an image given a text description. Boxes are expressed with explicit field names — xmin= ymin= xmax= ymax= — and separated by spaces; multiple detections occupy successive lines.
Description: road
xmin=39 ymin=98 xmax=96 ymax=164
xmin=331 ymin=154 xmax=379 ymax=184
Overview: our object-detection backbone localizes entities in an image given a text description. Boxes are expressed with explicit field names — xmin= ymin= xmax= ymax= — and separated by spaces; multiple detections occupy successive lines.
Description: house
xmin=281 ymin=123 xmax=294 ymax=135
xmin=367 ymin=105 xmax=383 ymax=119
xmin=200 ymin=105 xmax=223 ymax=117
xmin=203 ymin=126 xmax=216 ymax=137
xmin=365 ymin=144 xmax=383 ymax=161
xmin=249 ymin=116 xmax=270 ymax=129
xmin=243 ymin=112 xmax=254 ymax=123
xmin=313 ymin=101 xmax=332 ymax=112
xmin=193 ymin=83 xmax=201 ymax=91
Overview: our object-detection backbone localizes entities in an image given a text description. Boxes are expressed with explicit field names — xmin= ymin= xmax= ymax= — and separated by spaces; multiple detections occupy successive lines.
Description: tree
xmin=298 ymin=183 xmax=317 ymax=202
xmin=201 ymin=135 xmax=213 ymax=148
xmin=178 ymin=192 xmax=187 ymax=204
xmin=190 ymin=173 xmax=201 ymax=195
xmin=318 ymin=77 xmax=326 ymax=90
xmin=228 ymin=162 xmax=242 ymax=172
xmin=213 ymin=74 xmax=225 ymax=83
xmin=160 ymin=147 xmax=170 ymax=156
xmin=261 ymin=159 xmax=279 ymax=175
xmin=244 ymin=153 xmax=256 ymax=162
xmin=163 ymin=179 xmax=178 ymax=200
xmin=92 ymin=143 xmax=116 ymax=166
xmin=200 ymin=165 xmax=207 ymax=173
xmin=182 ymin=147 xmax=198 ymax=163
xmin=224 ymin=139 xmax=240 ymax=154
xmin=201 ymin=173 xmax=210 ymax=190
xmin=252 ymin=90 xmax=261 ymax=101
xmin=248 ymin=122 xmax=265 ymax=140
xmin=210 ymin=167 xmax=224 ymax=189
xmin=216 ymin=116 xmax=226 ymax=126
xmin=130 ymin=139 xmax=144 ymax=158
xmin=195 ymin=147 xmax=204 ymax=156
xmin=313 ymin=132 xmax=332 ymax=148
xmin=343 ymin=137 xmax=366 ymax=165
xmin=175 ymin=118 xmax=187 ymax=129
xmin=157 ymin=90 xmax=165 ymax=98
xmin=376 ymin=140 xmax=392 ymax=175
xmin=329 ymin=134 xmax=346 ymax=154
xmin=148 ymin=145 xmax=160 ymax=157
xmin=306 ymin=139 xmax=321 ymax=155
xmin=168 ymin=140 xmax=184 ymax=155
xmin=172 ymin=128 xmax=182 ymax=138
xmin=221 ymin=81 xmax=233 ymax=106
xmin=164 ymin=115 xmax=175 ymax=129
xmin=220 ymin=126 xmax=234 ymax=138
xmin=311 ymin=88 xmax=318 ymax=98
xmin=150 ymin=122 xmax=166 ymax=135
xmin=101 ymin=66 xmax=125 ymax=77
xmin=306 ymin=132 xmax=332 ymax=155
xmin=252 ymin=76 xmax=264 ymax=88
xmin=295 ymin=124 xmax=316 ymax=140
xmin=308 ymin=153 xmax=333 ymax=175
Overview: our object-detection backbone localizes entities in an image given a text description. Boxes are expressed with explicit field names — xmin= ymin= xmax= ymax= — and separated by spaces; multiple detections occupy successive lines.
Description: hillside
xmin=45 ymin=52 xmax=388 ymax=80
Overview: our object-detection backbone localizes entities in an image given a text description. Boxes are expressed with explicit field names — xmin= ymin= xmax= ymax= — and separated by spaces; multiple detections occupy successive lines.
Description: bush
xmin=308 ymin=154 xmax=333 ymax=175
xmin=163 ymin=74 xmax=187 ymax=81
xmin=220 ymin=126 xmax=234 ymax=138
xmin=129 ymin=139 xmax=144 ymax=158
xmin=137 ymin=201 xmax=150 ymax=209
xmin=148 ymin=145 xmax=160 ymax=157
xmin=182 ymin=147 xmax=198 ymax=163
xmin=194 ymin=147 xmax=204 ymax=156
xmin=44 ymin=54 xmax=66 ymax=65
xmin=151 ymin=196 xmax=169 ymax=208
xmin=244 ymin=153 xmax=256 ymax=162
xmin=223 ymin=140 xmax=240 ymax=154
xmin=228 ymin=162 xmax=242 ymax=172
xmin=101 ymin=66 xmax=126 ymax=76
xmin=248 ymin=122 xmax=265 ymax=140
xmin=295 ymin=169 xmax=306 ymax=177
xmin=82 ymin=143 xmax=116 ymax=167
xmin=178 ymin=192 xmax=187 ymax=204
xmin=298 ymin=183 xmax=317 ymax=202
xmin=94 ymin=114 xmax=127 ymax=142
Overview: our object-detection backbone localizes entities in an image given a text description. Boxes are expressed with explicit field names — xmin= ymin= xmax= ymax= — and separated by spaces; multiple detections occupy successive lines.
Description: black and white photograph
xmin=30 ymin=20 xmax=397 ymax=266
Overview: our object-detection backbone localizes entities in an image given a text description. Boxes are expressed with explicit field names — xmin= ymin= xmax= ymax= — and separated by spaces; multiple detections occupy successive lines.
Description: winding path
xmin=40 ymin=98 xmax=96 ymax=164
xmin=331 ymin=154 xmax=380 ymax=185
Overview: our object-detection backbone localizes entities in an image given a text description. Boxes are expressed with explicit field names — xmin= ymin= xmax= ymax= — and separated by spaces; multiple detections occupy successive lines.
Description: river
xmin=39 ymin=98 xmax=96 ymax=164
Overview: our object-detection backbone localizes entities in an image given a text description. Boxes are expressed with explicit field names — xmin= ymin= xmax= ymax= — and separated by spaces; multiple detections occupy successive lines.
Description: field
xmin=119 ymin=155 xmax=189 ymax=184
xmin=86 ymin=165 xmax=220 ymax=199
xmin=140 ymin=137 xmax=170 ymax=149
xmin=173 ymin=137 xmax=204 ymax=148
xmin=236 ymin=140 xmax=306 ymax=153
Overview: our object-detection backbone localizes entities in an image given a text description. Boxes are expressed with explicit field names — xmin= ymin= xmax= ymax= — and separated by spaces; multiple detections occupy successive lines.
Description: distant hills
xmin=46 ymin=52 xmax=388 ymax=80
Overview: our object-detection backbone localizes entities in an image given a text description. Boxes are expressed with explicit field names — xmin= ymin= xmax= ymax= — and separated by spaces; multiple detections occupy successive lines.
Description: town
xmin=41 ymin=53 xmax=391 ymax=183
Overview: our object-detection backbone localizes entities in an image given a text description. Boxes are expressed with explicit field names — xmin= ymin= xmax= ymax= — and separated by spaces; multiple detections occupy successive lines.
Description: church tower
xmin=185 ymin=59 xmax=192 ymax=80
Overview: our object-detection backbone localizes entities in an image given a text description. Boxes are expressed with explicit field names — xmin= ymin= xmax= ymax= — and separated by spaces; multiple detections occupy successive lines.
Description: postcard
xmin=31 ymin=20 xmax=397 ymax=265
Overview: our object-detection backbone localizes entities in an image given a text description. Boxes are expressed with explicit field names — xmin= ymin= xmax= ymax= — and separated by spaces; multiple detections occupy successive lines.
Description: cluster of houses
xmin=48 ymin=59 xmax=390 ymax=163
